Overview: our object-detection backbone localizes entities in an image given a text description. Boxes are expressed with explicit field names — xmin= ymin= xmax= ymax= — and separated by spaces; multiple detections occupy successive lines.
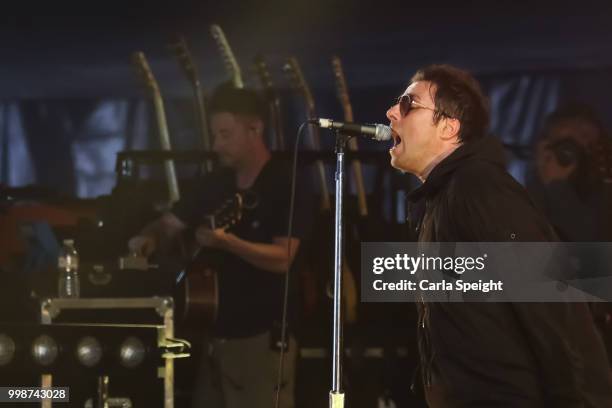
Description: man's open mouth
xmin=391 ymin=128 xmax=401 ymax=147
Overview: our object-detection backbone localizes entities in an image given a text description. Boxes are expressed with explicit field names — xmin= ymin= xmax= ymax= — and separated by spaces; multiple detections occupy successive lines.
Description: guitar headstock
xmin=283 ymin=56 xmax=315 ymax=114
xmin=210 ymin=24 xmax=244 ymax=88
xmin=331 ymin=55 xmax=354 ymax=122
xmin=132 ymin=51 xmax=160 ymax=95
xmin=169 ymin=35 xmax=200 ymax=87
xmin=253 ymin=54 xmax=275 ymax=98
xmin=207 ymin=193 xmax=244 ymax=230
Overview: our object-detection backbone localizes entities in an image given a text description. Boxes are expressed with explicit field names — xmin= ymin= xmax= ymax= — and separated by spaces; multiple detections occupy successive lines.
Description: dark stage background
xmin=1 ymin=1 xmax=612 ymax=196
xmin=1 ymin=2 xmax=612 ymax=407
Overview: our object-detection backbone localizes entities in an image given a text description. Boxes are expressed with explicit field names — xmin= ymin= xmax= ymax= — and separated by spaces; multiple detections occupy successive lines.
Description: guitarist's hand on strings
xmin=195 ymin=226 xmax=230 ymax=249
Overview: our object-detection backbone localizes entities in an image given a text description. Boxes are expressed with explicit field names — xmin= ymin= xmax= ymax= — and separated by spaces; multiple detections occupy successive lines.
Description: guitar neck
xmin=284 ymin=57 xmax=331 ymax=211
xmin=193 ymin=86 xmax=214 ymax=173
xmin=253 ymin=55 xmax=284 ymax=150
xmin=170 ymin=37 xmax=213 ymax=155
xmin=191 ymin=80 xmax=212 ymax=152
xmin=333 ymin=56 xmax=368 ymax=216
xmin=133 ymin=51 xmax=181 ymax=205
xmin=265 ymin=87 xmax=285 ymax=151
xmin=306 ymin=106 xmax=323 ymax=150
xmin=211 ymin=24 xmax=244 ymax=88
xmin=151 ymin=93 xmax=181 ymax=205
xmin=270 ymin=97 xmax=285 ymax=150
xmin=306 ymin=108 xmax=331 ymax=211
xmin=348 ymin=135 xmax=368 ymax=217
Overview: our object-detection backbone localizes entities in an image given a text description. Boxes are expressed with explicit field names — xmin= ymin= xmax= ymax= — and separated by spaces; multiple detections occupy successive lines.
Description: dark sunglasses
xmin=396 ymin=94 xmax=439 ymax=117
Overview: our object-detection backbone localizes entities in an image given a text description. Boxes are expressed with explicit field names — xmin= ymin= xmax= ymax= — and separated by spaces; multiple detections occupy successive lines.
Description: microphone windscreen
xmin=375 ymin=125 xmax=392 ymax=141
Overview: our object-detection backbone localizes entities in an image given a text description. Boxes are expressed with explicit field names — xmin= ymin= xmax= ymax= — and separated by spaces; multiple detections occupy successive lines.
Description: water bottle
xmin=58 ymin=239 xmax=80 ymax=298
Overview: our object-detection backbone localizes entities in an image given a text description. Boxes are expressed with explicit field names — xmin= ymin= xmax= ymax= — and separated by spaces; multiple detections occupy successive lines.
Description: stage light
xmin=0 ymin=334 xmax=15 ymax=366
xmin=31 ymin=334 xmax=59 ymax=366
xmin=119 ymin=337 xmax=145 ymax=368
xmin=76 ymin=336 xmax=102 ymax=367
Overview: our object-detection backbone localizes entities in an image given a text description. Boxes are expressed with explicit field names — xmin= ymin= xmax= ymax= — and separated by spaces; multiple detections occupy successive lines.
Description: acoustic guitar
xmin=174 ymin=193 xmax=243 ymax=328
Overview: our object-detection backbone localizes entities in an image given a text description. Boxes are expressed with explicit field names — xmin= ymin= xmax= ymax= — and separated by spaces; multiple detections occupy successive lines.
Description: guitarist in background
xmin=128 ymin=83 xmax=313 ymax=408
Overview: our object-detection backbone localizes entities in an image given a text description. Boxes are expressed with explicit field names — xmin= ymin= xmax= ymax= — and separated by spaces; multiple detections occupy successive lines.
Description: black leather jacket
xmin=407 ymin=136 xmax=612 ymax=408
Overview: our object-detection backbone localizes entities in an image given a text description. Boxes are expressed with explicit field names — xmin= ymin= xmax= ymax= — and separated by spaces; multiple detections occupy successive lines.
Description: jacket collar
xmin=407 ymin=135 xmax=506 ymax=202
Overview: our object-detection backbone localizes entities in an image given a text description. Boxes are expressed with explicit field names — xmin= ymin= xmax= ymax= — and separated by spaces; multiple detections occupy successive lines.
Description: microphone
xmin=309 ymin=118 xmax=392 ymax=141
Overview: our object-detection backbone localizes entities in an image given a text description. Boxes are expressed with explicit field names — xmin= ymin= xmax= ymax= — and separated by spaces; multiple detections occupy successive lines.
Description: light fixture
xmin=0 ymin=334 xmax=15 ymax=366
xmin=76 ymin=336 xmax=103 ymax=367
xmin=119 ymin=337 xmax=145 ymax=368
xmin=31 ymin=334 xmax=59 ymax=366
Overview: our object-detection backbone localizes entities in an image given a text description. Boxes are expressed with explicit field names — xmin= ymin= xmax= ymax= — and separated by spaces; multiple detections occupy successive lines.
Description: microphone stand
xmin=330 ymin=130 xmax=349 ymax=408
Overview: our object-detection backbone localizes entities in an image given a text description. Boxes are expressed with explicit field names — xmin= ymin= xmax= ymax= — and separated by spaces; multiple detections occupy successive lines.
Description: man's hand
xmin=128 ymin=235 xmax=157 ymax=257
xmin=195 ymin=226 xmax=230 ymax=249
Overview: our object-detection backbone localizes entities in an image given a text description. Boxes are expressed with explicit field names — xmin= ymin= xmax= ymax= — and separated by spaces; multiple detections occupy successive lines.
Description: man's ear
xmin=247 ymin=118 xmax=264 ymax=139
xmin=440 ymin=117 xmax=461 ymax=141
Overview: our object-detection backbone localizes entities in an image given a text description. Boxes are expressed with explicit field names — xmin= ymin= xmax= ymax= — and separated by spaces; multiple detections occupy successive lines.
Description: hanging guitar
xmin=132 ymin=51 xmax=181 ymax=206
xmin=283 ymin=57 xmax=331 ymax=210
xmin=210 ymin=24 xmax=244 ymax=88
xmin=253 ymin=54 xmax=285 ymax=150
xmin=331 ymin=55 xmax=387 ymax=243
xmin=331 ymin=55 xmax=368 ymax=217
xmin=283 ymin=56 xmax=357 ymax=323
xmin=174 ymin=193 xmax=244 ymax=328
xmin=331 ymin=56 xmax=388 ymax=256
xmin=169 ymin=35 xmax=213 ymax=172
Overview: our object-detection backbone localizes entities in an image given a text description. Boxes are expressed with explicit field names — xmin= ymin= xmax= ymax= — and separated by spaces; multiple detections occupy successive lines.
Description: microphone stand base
xmin=329 ymin=391 xmax=345 ymax=408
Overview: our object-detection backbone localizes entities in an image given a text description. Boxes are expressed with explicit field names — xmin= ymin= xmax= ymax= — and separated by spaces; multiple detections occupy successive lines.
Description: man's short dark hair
xmin=208 ymin=82 xmax=267 ymax=123
xmin=411 ymin=65 xmax=489 ymax=143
